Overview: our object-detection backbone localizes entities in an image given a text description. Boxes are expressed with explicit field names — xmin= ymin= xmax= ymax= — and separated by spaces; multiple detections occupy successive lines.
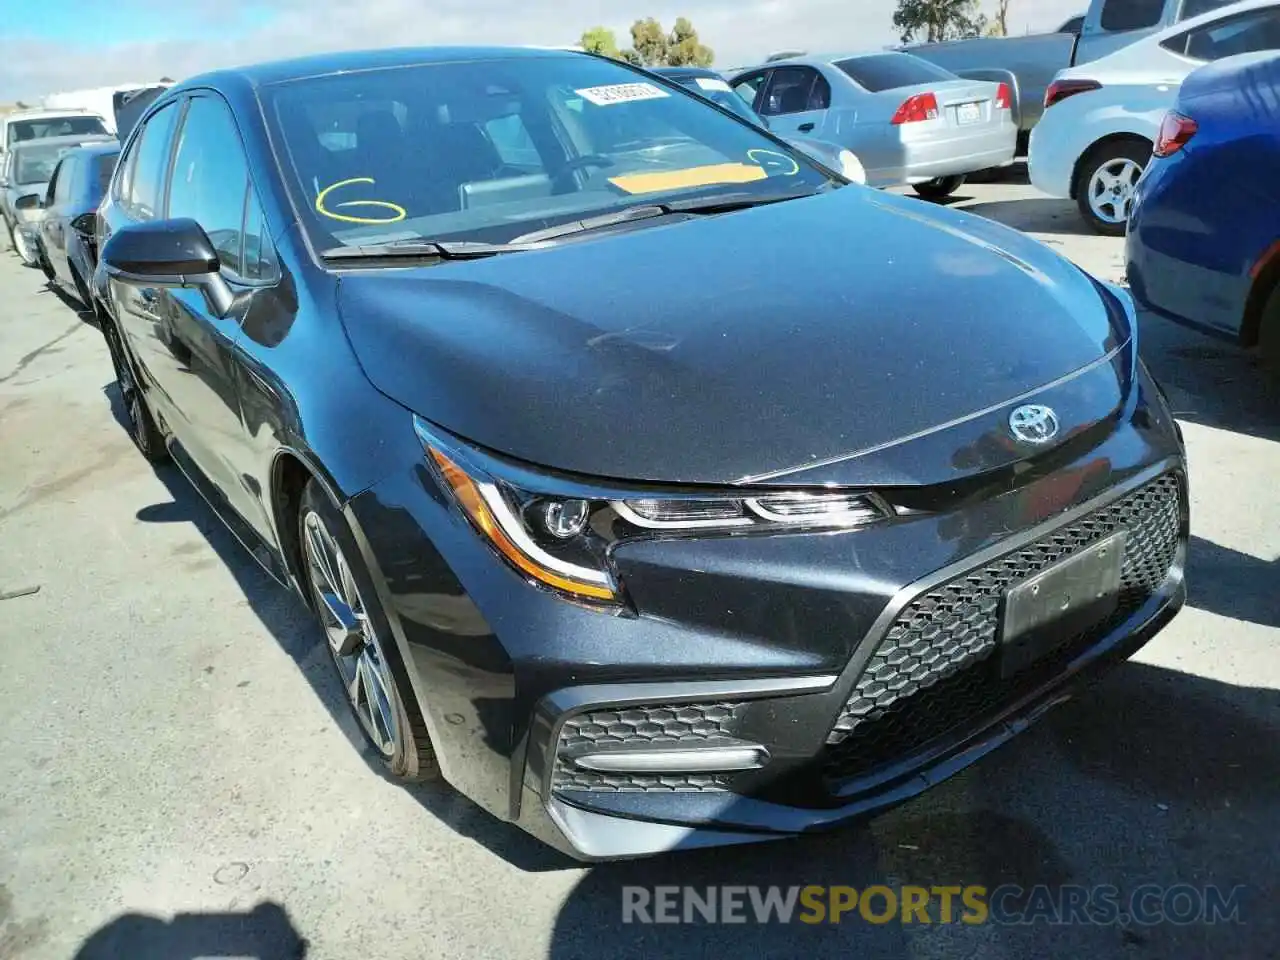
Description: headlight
xmin=415 ymin=417 xmax=891 ymax=608
xmin=838 ymin=150 xmax=866 ymax=184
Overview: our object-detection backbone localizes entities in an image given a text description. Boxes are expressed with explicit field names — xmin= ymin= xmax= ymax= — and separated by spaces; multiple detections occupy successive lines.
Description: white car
xmin=1030 ymin=0 xmax=1280 ymax=234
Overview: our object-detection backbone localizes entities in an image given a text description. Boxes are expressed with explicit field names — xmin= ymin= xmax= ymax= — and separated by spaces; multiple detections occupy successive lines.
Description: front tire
xmin=1257 ymin=284 xmax=1280 ymax=373
xmin=1075 ymin=139 xmax=1150 ymax=236
xmin=102 ymin=318 xmax=168 ymax=463
xmin=913 ymin=175 xmax=966 ymax=201
xmin=298 ymin=481 xmax=439 ymax=782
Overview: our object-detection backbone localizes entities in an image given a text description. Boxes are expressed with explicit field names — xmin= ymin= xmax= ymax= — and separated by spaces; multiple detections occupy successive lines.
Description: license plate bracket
xmin=957 ymin=102 xmax=982 ymax=125
xmin=1000 ymin=531 xmax=1127 ymax=677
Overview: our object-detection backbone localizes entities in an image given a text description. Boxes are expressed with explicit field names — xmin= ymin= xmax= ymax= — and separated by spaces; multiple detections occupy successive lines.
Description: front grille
xmin=823 ymin=473 xmax=1182 ymax=782
xmin=552 ymin=702 xmax=745 ymax=793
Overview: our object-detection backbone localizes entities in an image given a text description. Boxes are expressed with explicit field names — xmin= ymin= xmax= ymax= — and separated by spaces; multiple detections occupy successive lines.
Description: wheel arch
xmin=1241 ymin=242 xmax=1280 ymax=348
xmin=268 ymin=447 xmax=341 ymax=601
xmin=1070 ymin=132 xmax=1153 ymax=200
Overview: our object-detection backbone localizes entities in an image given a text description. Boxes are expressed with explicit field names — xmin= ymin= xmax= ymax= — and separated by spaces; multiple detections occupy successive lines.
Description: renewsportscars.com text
xmin=621 ymin=884 xmax=1246 ymax=926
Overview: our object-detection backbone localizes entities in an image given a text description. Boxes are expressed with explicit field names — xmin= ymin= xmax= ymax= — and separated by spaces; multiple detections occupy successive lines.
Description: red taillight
xmin=995 ymin=83 xmax=1012 ymax=111
xmin=1153 ymin=110 xmax=1198 ymax=158
xmin=1044 ymin=78 xmax=1102 ymax=109
xmin=891 ymin=92 xmax=940 ymax=125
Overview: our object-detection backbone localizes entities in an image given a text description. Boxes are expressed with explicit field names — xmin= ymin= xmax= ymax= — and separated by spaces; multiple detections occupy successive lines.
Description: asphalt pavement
xmin=0 ymin=177 xmax=1277 ymax=959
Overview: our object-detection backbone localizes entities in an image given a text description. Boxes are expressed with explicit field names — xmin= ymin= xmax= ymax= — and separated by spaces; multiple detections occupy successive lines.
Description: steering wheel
xmin=553 ymin=154 xmax=615 ymax=191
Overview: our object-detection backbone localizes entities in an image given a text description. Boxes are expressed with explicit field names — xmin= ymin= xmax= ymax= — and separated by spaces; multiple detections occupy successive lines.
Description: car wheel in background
xmin=102 ymin=318 xmax=168 ymax=463
xmin=12 ymin=228 xmax=34 ymax=266
xmin=1257 ymin=285 xmax=1280 ymax=373
xmin=70 ymin=265 xmax=93 ymax=311
xmin=913 ymin=175 xmax=966 ymax=201
xmin=36 ymin=243 xmax=56 ymax=282
xmin=1075 ymin=139 xmax=1150 ymax=237
xmin=298 ymin=480 xmax=440 ymax=782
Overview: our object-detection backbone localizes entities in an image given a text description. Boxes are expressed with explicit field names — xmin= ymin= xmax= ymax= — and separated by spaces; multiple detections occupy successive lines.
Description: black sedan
xmin=92 ymin=46 xmax=1188 ymax=860
xmin=35 ymin=140 xmax=120 ymax=307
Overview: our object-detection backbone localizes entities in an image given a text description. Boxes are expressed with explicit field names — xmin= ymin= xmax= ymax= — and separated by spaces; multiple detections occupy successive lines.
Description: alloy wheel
xmin=1087 ymin=157 xmax=1144 ymax=226
xmin=301 ymin=510 xmax=401 ymax=757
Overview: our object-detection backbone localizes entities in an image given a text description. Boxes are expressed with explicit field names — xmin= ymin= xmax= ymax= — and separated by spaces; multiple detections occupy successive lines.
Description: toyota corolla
xmin=92 ymin=46 xmax=1187 ymax=860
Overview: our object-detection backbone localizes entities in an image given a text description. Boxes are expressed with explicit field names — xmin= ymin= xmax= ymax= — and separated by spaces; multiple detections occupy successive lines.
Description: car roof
xmin=11 ymin=133 xmax=117 ymax=152
xmin=651 ymin=66 xmax=721 ymax=79
xmin=180 ymin=45 xmax=585 ymax=90
xmin=2 ymin=108 xmax=100 ymax=123
xmin=733 ymin=49 xmax=907 ymax=72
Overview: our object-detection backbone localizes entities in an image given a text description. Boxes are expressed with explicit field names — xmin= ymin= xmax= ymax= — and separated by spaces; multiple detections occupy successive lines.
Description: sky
xmin=0 ymin=0 xmax=1086 ymax=101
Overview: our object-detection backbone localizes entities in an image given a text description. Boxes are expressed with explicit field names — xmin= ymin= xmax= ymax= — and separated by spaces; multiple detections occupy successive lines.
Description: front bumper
xmin=346 ymin=362 xmax=1187 ymax=860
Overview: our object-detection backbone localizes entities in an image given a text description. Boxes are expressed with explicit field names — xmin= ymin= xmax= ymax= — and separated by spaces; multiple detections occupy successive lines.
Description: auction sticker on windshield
xmin=575 ymin=83 xmax=671 ymax=106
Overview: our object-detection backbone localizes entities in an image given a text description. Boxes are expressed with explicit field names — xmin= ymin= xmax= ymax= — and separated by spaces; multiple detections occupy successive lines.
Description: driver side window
xmin=167 ymin=95 xmax=250 ymax=277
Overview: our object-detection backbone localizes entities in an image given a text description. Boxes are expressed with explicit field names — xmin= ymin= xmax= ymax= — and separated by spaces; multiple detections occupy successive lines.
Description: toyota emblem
xmin=1008 ymin=404 xmax=1060 ymax=444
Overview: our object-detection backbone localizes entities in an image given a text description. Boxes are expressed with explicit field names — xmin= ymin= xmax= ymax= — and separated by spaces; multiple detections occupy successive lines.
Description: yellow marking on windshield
xmin=316 ymin=177 xmax=407 ymax=224
xmin=608 ymin=162 xmax=768 ymax=195
xmin=746 ymin=149 xmax=800 ymax=175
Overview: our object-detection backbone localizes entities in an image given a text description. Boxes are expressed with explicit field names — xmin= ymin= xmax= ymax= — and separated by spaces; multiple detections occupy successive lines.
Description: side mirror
xmin=14 ymin=193 xmax=42 ymax=211
xmin=100 ymin=217 xmax=235 ymax=316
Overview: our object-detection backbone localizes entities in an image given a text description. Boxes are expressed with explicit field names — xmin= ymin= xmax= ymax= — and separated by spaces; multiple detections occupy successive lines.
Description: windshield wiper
xmin=510 ymin=189 xmax=823 ymax=244
xmin=320 ymin=239 xmax=548 ymax=262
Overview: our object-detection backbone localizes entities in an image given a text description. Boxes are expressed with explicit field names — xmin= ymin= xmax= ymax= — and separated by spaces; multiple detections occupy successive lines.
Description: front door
xmin=758 ymin=65 xmax=832 ymax=139
xmin=154 ymin=93 xmax=260 ymax=523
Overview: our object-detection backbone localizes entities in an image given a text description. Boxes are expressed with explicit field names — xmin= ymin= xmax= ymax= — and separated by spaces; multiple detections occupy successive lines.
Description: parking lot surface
xmin=1 ymin=177 xmax=1277 ymax=959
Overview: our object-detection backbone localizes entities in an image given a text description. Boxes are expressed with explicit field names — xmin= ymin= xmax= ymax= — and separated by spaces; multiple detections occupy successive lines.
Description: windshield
xmin=14 ymin=144 xmax=77 ymax=185
xmin=8 ymin=116 xmax=107 ymax=148
xmin=264 ymin=54 xmax=835 ymax=251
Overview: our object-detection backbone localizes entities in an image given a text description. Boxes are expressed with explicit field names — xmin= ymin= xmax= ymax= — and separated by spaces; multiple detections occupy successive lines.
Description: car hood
xmin=337 ymin=188 xmax=1128 ymax=486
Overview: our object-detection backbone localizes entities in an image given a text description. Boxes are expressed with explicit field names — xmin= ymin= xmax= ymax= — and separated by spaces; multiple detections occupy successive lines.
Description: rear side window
xmin=124 ymin=101 xmax=180 ymax=220
xmin=732 ymin=72 xmax=769 ymax=109
xmin=1162 ymin=7 xmax=1280 ymax=60
xmin=835 ymin=54 xmax=956 ymax=93
xmin=166 ymin=95 xmax=251 ymax=275
xmin=1182 ymin=0 xmax=1241 ymax=16
xmin=92 ymin=153 xmax=119 ymax=202
xmin=52 ymin=157 xmax=75 ymax=204
xmin=760 ymin=66 xmax=831 ymax=116
xmin=1100 ymin=0 xmax=1165 ymax=32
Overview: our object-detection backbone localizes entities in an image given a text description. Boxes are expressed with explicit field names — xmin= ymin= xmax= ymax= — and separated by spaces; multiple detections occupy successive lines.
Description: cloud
xmin=1 ymin=0 xmax=1086 ymax=101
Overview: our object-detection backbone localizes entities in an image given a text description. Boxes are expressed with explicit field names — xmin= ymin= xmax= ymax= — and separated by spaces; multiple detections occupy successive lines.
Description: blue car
xmin=1127 ymin=51 xmax=1280 ymax=366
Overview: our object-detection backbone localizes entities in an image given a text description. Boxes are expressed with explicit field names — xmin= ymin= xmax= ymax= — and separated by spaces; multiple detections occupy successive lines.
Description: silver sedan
xmin=729 ymin=51 xmax=1018 ymax=198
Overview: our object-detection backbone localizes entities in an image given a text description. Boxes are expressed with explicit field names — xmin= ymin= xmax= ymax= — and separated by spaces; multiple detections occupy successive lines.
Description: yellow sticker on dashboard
xmin=316 ymin=177 xmax=407 ymax=224
xmin=608 ymin=163 xmax=769 ymax=195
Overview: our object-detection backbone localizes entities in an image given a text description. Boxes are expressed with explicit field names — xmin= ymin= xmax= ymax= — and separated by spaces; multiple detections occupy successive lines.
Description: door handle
xmin=798 ymin=122 xmax=815 ymax=132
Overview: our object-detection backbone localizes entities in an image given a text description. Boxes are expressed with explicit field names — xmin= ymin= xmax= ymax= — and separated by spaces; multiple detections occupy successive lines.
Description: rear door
xmin=40 ymin=155 xmax=76 ymax=286
xmin=104 ymin=97 xmax=184 ymax=429
xmin=757 ymin=65 xmax=832 ymax=138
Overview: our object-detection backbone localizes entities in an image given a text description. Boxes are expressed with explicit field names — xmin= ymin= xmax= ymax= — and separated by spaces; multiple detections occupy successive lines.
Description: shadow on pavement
xmin=958 ymin=196 xmax=1096 ymax=237
xmin=1135 ymin=310 xmax=1280 ymax=445
xmin=72 ymin=902 xmax=307 ymax=959
xmin=116 ymin=423 xmax=569 ymax=872
xmin=1187 ymin=535 xmax=1279 ymax=628
xmin=547 ymin=662 xmax=1278 ymax=959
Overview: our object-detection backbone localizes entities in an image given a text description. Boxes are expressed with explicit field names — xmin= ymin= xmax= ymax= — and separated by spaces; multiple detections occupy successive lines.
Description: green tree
xmin=893 ymin=0 xmax=988 ymax=43
xmin=666 ymin=17 xmax=714 ymax=66
xmin=630 ymin=17 xmax=669 ymax=66
xmin=988 ymin=0 xmax=1011 ymax=36
xmin=579 ymin=26 xmax=622 ymax=59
